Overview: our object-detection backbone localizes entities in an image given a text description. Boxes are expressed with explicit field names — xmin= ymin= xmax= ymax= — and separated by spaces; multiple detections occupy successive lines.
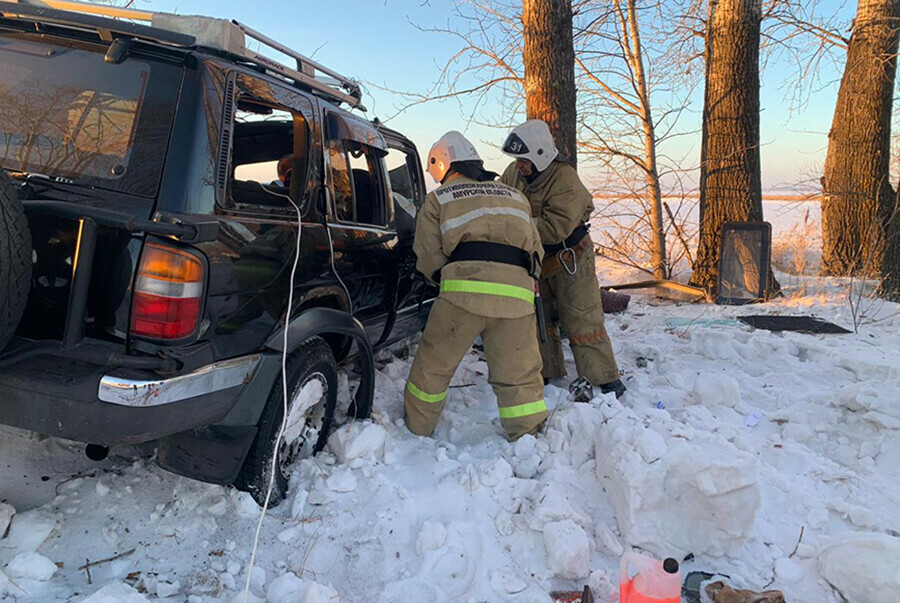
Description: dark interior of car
xmin=230 ymin=113 xmax=307 ymax=208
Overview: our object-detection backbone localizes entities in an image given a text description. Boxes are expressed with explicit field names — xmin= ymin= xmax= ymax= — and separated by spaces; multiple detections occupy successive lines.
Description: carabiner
xmin=558 ymin=246 xmax=577 ymax=275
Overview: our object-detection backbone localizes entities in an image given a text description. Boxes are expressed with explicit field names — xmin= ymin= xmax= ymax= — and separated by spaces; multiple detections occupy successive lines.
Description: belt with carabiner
xmin=542 ymin=223 xmax=589 ymax=276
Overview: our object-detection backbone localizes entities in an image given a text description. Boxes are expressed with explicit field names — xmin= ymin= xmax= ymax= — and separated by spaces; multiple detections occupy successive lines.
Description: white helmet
xmin=501 ymin=119 xmax=559 ymax=172
xmin=426 ymin=131 xmax=481 ymax=183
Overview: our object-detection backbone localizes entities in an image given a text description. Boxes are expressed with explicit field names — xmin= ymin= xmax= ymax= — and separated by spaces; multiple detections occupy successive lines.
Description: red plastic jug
xmin=620 ymin=552 xmax=681 ymax=603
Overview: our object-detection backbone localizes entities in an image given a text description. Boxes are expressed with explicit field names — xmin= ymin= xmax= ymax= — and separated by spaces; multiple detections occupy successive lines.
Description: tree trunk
xmin=821 ymin=0 xmax=900 ymax=280
xmin=624 ymin=0 xmax=667 ymax=279
xmin=522 ymin=0 xmax=578 ymax=165
xmin=884 ymin=185 xmax=900 ymax=300
xmin=690 ymin=0 xmax=775 ymax=297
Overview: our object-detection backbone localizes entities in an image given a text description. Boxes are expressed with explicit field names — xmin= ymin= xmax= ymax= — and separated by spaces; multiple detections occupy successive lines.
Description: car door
xmin=378 ymin=130 xmax=437 ymax=344
xmin=322 ymin=110 xmax=396 ymax=345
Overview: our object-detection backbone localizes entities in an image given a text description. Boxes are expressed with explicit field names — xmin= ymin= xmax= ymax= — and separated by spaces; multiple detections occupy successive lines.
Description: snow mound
xmin=328 ymin=421 xmax=387 ymax=465
xmin=4 ymin=551 xmax=56 ymax=581
xmin=595 ymin=411 xmax=760 ymax=558
xmin=416 ymin=520 xmax=448 ymax=553
xmin=543 ymin=519 xmax=590 ymax=579
xmin=691 ymin=372 xmax=743 ymax=409
xmin=267 ymin=572 xmax=304 ymax=602
xmin=80 ymin=581 xmax=151 ymax=602
xmin=264 ymin=572 xmax=339 ymax=602
xmin=0 ymin=509 xmax=56 ymax=563
xmin=325 ymin=466 xmax=358 ymax=493
xmin=479 ymin=458 xmax=513 ymax=487
xmin=531 ymin=487 xmax=590 ymax=533
xmin=818 ymin=532 xmax=900 ymax=603
xmin=303 ymin=581 xmax=340 ymax=602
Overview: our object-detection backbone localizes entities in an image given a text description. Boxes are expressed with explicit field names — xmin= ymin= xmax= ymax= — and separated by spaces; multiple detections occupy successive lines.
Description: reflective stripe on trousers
xmin=440 ymin=279 xmax=535 ymax=304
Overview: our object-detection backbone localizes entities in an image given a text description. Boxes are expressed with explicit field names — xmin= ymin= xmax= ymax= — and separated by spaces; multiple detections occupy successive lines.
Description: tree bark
xmin=884 ymin=185 xmax=900 ymax=300
xmin=821 ymin=0 xmax=900 ymax=281
xmin=522 ymin=0 xmax=578 ymax=165
xmin=691 ymin=0 xmax=776 ymax=297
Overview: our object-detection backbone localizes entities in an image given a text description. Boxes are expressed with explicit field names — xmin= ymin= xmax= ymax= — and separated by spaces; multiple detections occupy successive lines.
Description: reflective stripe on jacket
xmin=500 ymin=160 xmax=593 ymax=247
xmin=413 ymin=175 xmax=544 ymax=319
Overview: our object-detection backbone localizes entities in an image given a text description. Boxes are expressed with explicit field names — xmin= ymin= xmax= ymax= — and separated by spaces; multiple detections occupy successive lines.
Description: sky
xmin=135 ymin=0 xmax=854 ymax=193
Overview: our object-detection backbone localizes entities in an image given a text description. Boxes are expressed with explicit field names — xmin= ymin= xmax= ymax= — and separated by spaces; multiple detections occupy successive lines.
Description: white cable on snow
xmin=243 ymin=185 xmax=303 ymax=602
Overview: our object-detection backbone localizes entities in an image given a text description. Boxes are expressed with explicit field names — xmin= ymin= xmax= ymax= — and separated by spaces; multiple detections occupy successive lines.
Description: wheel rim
xmin=278 ymin=372 xmax=329 ymax=479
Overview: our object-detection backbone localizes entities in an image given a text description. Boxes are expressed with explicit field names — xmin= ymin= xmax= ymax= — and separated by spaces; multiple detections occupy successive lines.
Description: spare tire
xmin=0 ymin=172 xmax=31 ymax=351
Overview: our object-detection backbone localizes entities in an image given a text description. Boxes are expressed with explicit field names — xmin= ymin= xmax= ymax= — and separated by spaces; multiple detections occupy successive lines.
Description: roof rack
xmin=8 ymin=0 xmax=365 ymax=110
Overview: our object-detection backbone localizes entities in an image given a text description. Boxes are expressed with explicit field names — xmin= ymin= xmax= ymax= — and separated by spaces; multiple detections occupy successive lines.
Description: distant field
xmin=590 ymin=197 xmax=822 ymax=276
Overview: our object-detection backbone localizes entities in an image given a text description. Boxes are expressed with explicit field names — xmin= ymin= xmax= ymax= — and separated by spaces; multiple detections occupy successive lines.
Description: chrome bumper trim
xmin=98 ymin=354 xmax=261 ymax=407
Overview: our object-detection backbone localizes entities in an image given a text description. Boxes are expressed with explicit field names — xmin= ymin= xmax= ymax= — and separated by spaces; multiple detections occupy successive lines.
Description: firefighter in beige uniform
xmin=500 ymin=120 xmax=626 ymax=398
xmin=404 ymin=131 xmax=548 ymax=441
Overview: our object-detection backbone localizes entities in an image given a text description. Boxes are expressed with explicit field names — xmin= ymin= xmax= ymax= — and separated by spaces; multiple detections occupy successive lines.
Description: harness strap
xmin=449 ymin=241 xmax=536 ymax=275
xmin=544 ymin=223 xmax=589 ymax=254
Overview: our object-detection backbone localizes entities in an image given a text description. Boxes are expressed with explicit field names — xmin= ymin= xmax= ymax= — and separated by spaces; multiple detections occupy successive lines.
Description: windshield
xmin=0 ymin=35 xmax=181 ymax=196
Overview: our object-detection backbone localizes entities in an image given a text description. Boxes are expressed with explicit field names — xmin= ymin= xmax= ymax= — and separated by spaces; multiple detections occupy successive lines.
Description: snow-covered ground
xmin=1 ymin=260 xmax=899 ymax=601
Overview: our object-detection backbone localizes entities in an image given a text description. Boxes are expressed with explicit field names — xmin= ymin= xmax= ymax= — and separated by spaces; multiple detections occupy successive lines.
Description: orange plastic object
xmin=620 ymin=552 xmax=682 ymax=603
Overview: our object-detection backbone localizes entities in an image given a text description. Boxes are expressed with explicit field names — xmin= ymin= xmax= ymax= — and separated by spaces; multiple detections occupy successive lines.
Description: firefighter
xmin=404 ymin=131 xmax=547 ymax=441
xmin=499 ymin=119 xmax=626 ymax=399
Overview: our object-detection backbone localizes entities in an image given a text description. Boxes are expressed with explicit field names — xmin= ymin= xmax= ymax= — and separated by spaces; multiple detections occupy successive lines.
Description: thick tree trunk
xmin=821 ymin=0 xmax=900 ymax=280
xmin=690 ymin=0 xmax=776 ymax=297
xmin=522 ymin=0 xmax=578 ymax=165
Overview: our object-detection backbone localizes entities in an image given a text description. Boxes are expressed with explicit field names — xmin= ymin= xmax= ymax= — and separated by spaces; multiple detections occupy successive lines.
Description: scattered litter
xmin=551 ymin=585 xmax=594 ymax=603
xmin=705 ymin=580 xmax=785 ymax=603
xmin=738 ymin=315 xmax=852 ymax=334
xmin=744 ymin=410 xmax=765 ymax=428
xmin=569 ymin=377 xmax=594 ymax=403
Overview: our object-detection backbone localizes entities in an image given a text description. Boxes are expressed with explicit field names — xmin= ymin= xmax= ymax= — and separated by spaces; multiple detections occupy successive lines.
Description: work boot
xmin=599 ymin=379 xmax=627 ymax=399
xmin=568 ymin=377 xmax=594 ymax=403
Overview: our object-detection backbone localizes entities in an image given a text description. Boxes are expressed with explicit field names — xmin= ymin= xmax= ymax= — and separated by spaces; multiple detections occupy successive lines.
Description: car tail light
xmin=130 ymin=241 xmax=204 ymax=340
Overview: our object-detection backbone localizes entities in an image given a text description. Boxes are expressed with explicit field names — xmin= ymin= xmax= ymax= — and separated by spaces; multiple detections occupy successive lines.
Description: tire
xmin=234 ymin=337 xmax=338 ymax=507
xmin=0 ymin=172 xmax=31 ymax=351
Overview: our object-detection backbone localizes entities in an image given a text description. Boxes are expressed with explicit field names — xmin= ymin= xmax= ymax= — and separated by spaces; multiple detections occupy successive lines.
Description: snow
xmin=4 ymin=551 xmax=56 ymax=581
xmin=415 ymin=520 xmax=447 ymax=554
xmin=543 ymin=520 xmax=591 ymax=579
xmin=817 ymin=533 xmax=900 ymax=603
xmin=0 ymin=254 xmax=898 ymax=602
xmin=594 ymin=410 xmax=761 ymax=558
xmin=327 ymin=422 xmax=386 ymax=465
xmin=80 ymin=581 xmax=150 ymax=602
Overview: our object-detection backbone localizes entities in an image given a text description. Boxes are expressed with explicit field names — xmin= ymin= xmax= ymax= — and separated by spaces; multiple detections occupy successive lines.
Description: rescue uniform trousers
xmin=405 ymin=298 xmax=547 ymax=441
xmin=539 ymin=248 xmax=619 ymax=385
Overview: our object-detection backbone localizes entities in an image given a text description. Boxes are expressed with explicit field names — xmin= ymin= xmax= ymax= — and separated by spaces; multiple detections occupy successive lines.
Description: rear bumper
xmin=98 ymin=355 xmax=260 ymax=407
xmin=0 ymin=353 xmax=261 ymax=447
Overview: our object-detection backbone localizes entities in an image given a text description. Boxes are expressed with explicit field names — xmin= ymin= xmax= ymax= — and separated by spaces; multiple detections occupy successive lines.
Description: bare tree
xmin=820 ymin=0 xmax=900 ymax=284
xmin=385 ymin=1 xmax=696 ymax=279
xmin=576 ymin=1 xmax=698 ymax=279
xmin=690 ymin=0 xmax=778 ymax=297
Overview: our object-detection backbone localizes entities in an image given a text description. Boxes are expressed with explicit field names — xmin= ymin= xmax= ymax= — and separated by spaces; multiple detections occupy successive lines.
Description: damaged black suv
xmin=0 ymin=2 xmax=432 ymax=505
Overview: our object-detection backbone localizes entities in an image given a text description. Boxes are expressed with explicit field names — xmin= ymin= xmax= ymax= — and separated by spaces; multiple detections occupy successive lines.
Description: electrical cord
xmin=243 ymin=184 xmax=303 ymax=602
xmin=325 ymin=220 xmax=354 ymax=318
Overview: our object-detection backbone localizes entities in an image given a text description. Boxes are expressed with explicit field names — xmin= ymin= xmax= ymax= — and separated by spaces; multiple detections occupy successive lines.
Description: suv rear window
xmin=0 ymin=35 xmax=181 ymax=197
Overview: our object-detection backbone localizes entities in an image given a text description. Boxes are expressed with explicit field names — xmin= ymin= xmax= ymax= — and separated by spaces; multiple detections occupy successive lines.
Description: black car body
xmin=0 ymin=2 xmax=433 ymax=492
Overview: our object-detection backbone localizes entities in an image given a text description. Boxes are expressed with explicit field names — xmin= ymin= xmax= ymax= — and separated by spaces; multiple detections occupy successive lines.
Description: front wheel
xmin=234 ymin=337 xmax=337 ymax=507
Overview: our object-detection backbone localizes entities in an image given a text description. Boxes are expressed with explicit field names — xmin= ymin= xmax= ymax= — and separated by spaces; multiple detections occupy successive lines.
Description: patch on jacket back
xmin=435 ymin=182 xmax=526 ymax=205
